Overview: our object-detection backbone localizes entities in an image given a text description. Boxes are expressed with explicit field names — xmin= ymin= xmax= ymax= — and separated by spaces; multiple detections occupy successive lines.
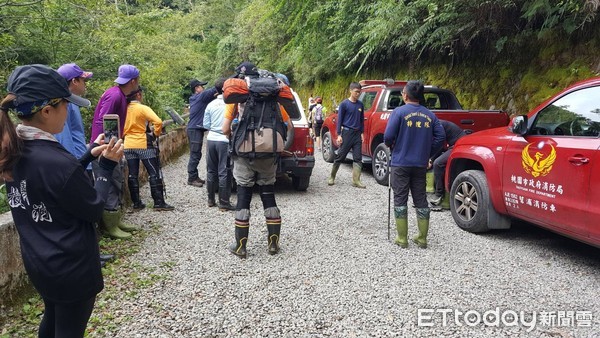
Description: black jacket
xmin=7 ymin=140 xmax=116 ymax=303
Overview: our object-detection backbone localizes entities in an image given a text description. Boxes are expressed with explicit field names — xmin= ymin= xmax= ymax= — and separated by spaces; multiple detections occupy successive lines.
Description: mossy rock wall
xmin=298 ymin=36 xmax=600 ymax=118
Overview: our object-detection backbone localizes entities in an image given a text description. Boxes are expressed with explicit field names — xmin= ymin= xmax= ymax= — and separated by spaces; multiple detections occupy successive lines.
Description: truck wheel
xmin=322 ymin=131 xmax=335 ymax=163
xmin=450 ymin=170 xmax=492 ymax=233
xmin=292 ymin=176 xmax=310 ymax=191
xmin=372 ymin=143 xmax=390 ymax=186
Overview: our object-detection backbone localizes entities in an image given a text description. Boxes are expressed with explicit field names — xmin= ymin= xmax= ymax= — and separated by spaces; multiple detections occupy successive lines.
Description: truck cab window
xmin=532 ymin=86 xmax=600 ymax=137
xmin=424 ymin=94 xmax=440 ymax=109
xmin=360 ymin=91 xmax=378 ymax=111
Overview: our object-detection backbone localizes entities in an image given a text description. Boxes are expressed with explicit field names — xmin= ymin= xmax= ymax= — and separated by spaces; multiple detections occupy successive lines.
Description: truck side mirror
xmin=510 ymin=115 xmax=528 ymax=136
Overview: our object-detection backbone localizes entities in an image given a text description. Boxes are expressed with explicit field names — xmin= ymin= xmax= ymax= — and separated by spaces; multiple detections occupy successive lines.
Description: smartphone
xmin=103 ymin=114 xmax=120 ymax=142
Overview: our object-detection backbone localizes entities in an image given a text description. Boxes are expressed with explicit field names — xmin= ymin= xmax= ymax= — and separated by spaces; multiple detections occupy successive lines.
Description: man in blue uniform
xmin=327 ymin=82 xmax=366 ymax=188
xmin=384 ymin=80 xmax=445 ymax=249
xmin=187 ymin=79 xmax=218 ymax=187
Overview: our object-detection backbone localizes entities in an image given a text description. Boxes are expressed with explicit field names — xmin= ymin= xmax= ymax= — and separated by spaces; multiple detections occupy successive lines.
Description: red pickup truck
xmin=320 ymin=79 xmax=510 ymax=185
xmin=446 ymin=77 xmax=600 ymax=248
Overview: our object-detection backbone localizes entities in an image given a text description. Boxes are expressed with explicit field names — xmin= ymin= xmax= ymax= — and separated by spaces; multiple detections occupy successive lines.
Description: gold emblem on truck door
xmin=521 ymin=142 xmax=556 ymax=177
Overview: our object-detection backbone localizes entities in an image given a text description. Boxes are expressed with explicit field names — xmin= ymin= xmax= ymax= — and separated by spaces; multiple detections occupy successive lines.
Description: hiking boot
xmin=132 ymin=201 xmax=146 ymax=210
xmin=207 ymin=181 xmax=217 ymax=207
xmin=219 ymin=202 xmax=236 ymax=211
xmin=187 ymin=178 xmax=204 ymax=187
xmin=151 ymin=177 xmax=175 ymax=211
xmin=428 ymin=194 xmax=443 ymax=206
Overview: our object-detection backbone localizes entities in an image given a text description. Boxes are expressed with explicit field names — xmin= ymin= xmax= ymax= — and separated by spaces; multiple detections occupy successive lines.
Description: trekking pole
xmin=156 ymin=134 xmax=167 ymax=200
xmin=387 ymin=155 xmax=391 ymax=241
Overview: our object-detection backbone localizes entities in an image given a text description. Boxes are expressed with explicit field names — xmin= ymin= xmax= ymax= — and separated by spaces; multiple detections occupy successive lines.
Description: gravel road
xmin=97 ymin=152 xmax=600 ymax=338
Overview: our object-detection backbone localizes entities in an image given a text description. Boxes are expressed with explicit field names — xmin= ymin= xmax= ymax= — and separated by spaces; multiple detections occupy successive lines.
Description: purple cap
xmin=56 ymin=63 xmax=93 ymax=81
xmin=7 ymin=64 xmax=91 ymax=115
xmin=114 ymin=64 xmax=140 ymax=85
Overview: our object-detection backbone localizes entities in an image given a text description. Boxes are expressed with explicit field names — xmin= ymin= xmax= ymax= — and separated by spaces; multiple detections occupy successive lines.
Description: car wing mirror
xmin=510 ymin=115 xmax=528 ymax=136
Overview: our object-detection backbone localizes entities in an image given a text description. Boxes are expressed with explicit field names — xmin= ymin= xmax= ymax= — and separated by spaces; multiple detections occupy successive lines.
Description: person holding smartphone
xmin=89 ymin=64 xmax=141 ymax=239
xmin=0 ymin=64 xmax=124 ymax=338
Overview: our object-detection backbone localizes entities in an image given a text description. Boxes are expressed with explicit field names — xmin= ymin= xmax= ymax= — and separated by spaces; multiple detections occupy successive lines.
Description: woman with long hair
xmin=0 ymin=64 xmax=123 ymax=337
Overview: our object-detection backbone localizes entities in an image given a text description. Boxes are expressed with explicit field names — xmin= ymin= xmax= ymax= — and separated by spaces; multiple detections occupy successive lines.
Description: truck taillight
xmin=306 ymin=135 xmax=314 ymax=156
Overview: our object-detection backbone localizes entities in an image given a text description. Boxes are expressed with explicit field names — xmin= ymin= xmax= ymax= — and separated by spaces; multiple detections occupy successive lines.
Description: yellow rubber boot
xmin=328 ymin=163 xmax=340 ymax=186
xmin=413 ymin=208 xmax=430 ymax=248
xmin=102 ymin=210 xmax=132 ymax=239
xmin=394 ymin=206 xmax=408 ymax=248
xmin=351 ymin=163 xmax=366 ymax=189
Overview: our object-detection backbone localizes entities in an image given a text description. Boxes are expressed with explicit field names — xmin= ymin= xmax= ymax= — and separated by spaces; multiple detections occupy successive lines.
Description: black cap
xmin=235 ymin=61 xmax=259 ymax=76
xmin=190 ymin=79 xmax=208 ymax=92
xmin=7 ymin=64 xmax=91 ymax=115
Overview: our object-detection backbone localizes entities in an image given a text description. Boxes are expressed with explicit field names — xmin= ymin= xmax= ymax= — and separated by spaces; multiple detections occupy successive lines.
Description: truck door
xmin=588 ymin=148 xmax=600 ymax=243
xmin=359 ymin=88 xmax=380 ymax=155
xmin=502 ymin=86 xmax=600 ymax=238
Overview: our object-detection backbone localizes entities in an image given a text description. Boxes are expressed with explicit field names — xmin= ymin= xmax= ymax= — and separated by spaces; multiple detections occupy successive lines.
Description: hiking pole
xmin=387 ymin=155 xmax=391 ymax=241
xmin=156 ymin=133 xmax=167 ymax=200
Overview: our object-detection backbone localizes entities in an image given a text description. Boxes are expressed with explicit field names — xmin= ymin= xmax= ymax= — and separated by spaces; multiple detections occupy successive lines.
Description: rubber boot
xmin=218 ymin=184 xmax=235 ymax=211
xmin=128 ymin=178 xmax=145 ymax=210
xmin=229 ymin=209 xmax=250 ymax=258
xmin=265 ymin=207 xmax=281 ymax=255
xmin=101 ymin=210 xmax=132 ymax=239
xmin=328 ymin=163 xmax=340 ymax=186
xmin=150 ymin=177 xmax=175 ymax=211
xmin=394 ymin=206 xmax=409 ymax=248
xmin=413 ymin=208 xmax=431 ymax=248
xmin=426 ymin=170 xmax=435 ymax=193
xmin=441 ymin=192 xmax=450 ymax=210
xmin=352 ymin=163 xmax=366 ymax=189
xmin=206 ymin=181 xmax=217 ymax=207
xmin=117 ymin=209 xmax=140 ymax=232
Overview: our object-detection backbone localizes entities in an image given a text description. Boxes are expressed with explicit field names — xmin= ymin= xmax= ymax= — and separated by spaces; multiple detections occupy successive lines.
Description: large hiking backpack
xmin=223 ymin=71 xmax=290 ymax=159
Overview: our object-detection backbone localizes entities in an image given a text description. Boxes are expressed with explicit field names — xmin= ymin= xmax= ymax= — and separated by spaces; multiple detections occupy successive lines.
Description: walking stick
xmin=387 ymin=155 xmax=391 ymax=241
xmin=155 ymin=133 xmax=167 ymax=200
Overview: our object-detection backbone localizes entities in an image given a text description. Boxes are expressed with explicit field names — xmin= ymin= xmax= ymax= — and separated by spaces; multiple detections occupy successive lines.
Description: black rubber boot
xmin=265 ymin=207 xmax=281 ymax=255
xmin=150 ymin=177 xmax=175 ymax=211
xmin=229 ymin=209 xmax=250 ymax=259
xmin=218 ymin=183 xmax=235 ymax=211
xmin=206 ymin=180 xmax=217 ymax=207
xmin=128 ymin=178 xmax=145 ymax=210
xmin=260 ymin=185 xmax=280 ymax=255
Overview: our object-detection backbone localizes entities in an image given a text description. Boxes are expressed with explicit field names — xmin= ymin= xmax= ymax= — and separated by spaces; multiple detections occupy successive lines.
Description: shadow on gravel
xmin=481 ymin=220 xmax=600 ymax=264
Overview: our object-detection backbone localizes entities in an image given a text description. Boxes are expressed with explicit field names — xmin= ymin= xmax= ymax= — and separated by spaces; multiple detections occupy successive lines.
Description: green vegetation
xmin=0 ymin=224 xmax=167 ymax=337
xmin=1 ymin=0 xmax=599 ymax=120
xmin=0 ymin=184 xmax=7 ymax=213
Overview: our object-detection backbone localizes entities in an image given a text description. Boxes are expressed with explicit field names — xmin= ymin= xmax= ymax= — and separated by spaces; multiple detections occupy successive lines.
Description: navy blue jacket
xmin=383 ymin=103 xmax=445 ymax=167
xmin=336 ymin=99 xmax=364 ymax=134
xmin=188 ymin=87 xmax=218 ymax=130
xmin=7 ymin=140 xmax=116 ymax=303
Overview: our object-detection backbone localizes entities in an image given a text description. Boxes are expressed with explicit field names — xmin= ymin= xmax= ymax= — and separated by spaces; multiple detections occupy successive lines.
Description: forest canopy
xmin=1 ymin=0 xmax=599 ymax=118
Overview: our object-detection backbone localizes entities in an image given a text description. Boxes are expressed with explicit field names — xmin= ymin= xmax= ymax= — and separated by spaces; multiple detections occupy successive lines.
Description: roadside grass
xmin=0 ymin=222 xmax=171 ymax=337
xmin=1 ymin=184 xmax=8 ymax=214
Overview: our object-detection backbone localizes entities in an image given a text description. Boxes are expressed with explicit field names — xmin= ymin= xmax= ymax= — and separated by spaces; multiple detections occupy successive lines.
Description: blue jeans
xmin=187 ymin=129 xmax=205 ymax=181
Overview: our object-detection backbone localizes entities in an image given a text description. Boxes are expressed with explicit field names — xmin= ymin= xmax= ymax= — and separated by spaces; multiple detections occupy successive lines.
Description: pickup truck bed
xmin=320 ymin=80 xmax=510 ymax=185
